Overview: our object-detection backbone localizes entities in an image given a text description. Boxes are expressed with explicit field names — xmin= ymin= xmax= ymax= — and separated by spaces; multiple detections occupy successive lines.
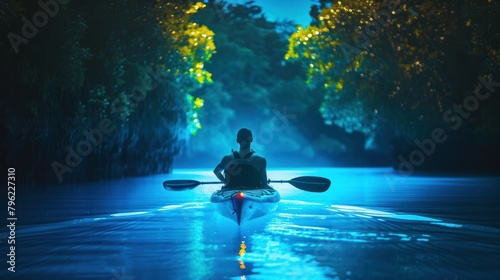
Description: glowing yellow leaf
xmin=336 ymin=80 xmax=343 ymax=92
xmin=194 ymin=97 xmax=204 ymax=108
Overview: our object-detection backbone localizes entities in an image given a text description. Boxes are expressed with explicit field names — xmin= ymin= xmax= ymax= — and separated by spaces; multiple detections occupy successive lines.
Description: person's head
xmin=236 ymin=128 xmax=253 ymax=149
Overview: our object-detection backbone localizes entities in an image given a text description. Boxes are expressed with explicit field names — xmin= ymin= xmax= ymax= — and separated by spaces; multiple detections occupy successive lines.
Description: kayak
xmin=163 ymin=176 xmax=330 ymax=225
xmin=210 ymin=187 xmax=281 ymax=225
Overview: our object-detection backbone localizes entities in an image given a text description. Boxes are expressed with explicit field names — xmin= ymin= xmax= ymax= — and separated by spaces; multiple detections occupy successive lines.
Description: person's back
xmin=223 ymin=150 xmax=267 ymax=189
xmin=213 ymin=128 xmax=269 ymax=189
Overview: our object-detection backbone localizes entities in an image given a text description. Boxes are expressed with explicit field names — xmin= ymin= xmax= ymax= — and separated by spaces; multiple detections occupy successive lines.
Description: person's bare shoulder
xmin=221 ymin=153 xmax=234 ymax=163
xmin=250 ymin=152 xmax=266 ymax=163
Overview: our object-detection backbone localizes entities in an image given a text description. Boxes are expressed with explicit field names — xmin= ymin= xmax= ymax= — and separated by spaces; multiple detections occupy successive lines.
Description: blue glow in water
xmin=7 ymin=168 xmax=500 ymax=279
xmin=110 ymin=211 xmax=149 ymax=217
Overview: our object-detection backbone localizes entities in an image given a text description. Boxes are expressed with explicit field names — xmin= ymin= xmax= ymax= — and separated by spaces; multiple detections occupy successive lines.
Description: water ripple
xmin=7 ymin=200 xmax=500 ymax=280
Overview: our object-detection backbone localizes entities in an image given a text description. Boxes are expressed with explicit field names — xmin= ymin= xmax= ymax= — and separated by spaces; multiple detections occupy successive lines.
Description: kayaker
xmin=213 ymin=128 xmax=270 ymax=189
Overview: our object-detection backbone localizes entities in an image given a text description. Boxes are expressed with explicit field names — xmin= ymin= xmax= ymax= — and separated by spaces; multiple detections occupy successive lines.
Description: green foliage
xmin=0 ymin=0 xmax=217 ymax=183
xmin=180 ymin=0 xmax=316 ymax=159
xmin=155 ymin=2 xmax=215 ymax=87
xmin=88 ymin=86 xmax=109 ymax=120
xmin=185 ymin=82 xmax=236 ymax=157
xmin=287 ymin=0 xmax=500 ymax=141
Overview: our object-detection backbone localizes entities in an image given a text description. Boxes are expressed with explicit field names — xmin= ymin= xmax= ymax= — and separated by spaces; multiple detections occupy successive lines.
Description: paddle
xmin=270 ymin=176 xmax=331 ymax=193
xmin=163 ymin=176 xmax=331 ymax=193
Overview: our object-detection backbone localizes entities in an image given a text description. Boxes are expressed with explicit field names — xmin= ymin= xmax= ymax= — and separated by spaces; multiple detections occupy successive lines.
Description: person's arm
xmin=214 ymin=170 xmax=226 ymax=184
xmin=213 ymin=156 xmax=228 ymax=184
xmin=260 ymin=157 xmax=268 ymax=188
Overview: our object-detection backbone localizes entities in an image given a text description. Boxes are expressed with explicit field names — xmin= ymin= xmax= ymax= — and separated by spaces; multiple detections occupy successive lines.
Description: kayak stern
xmin=211 ymin=188 xmax=280 ymax=225
xmin=233 ymin=191 xmax=244 ymax=225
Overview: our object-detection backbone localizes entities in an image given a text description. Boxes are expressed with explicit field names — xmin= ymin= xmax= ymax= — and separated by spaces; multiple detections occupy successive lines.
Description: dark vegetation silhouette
xmin=1 ymin=0 xmax=498 ymax=186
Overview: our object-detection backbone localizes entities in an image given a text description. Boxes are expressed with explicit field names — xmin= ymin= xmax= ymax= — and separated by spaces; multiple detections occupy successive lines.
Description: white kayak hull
xmin=210 ymin=188 xmax=280 ymax=225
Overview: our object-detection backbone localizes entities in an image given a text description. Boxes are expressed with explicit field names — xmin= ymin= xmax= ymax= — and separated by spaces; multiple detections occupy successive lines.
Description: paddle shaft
xmin=174 ymin=179 xmax=312 ymax=185
xmin=195 ymin=180 xmax=289 ymax=184
xmin=198 ymin=181 xmax=224 ymax=185
xmin=163 ymin=176 xmax=330 ymax=192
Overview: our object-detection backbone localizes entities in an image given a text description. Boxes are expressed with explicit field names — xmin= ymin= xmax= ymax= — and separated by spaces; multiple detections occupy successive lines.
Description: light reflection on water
xmin=9 ymin=199 xmax=500 ymax=280
xmin=7 ymin=168 xmax=500 ymax=279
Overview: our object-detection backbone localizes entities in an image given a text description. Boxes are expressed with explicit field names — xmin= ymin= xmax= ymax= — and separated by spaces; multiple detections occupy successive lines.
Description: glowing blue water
xmin=3 ymin=168 xmax=500 ymax=279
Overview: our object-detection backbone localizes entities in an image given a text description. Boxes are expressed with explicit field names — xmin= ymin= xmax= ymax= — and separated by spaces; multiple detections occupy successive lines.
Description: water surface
xmin=3 ymin=168 xmax=500 ymax=279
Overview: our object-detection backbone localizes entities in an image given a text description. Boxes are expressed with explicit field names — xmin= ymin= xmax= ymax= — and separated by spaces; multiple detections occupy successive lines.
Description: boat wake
xmin=240 ymin=200 xmax=500 ymax=279
xmin=8 ymin=200 xmax=500 ymax=279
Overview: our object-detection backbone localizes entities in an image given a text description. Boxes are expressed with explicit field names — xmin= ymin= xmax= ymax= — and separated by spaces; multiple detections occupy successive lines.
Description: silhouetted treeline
xmin=0 ymin=0 xmax=212 ymax=185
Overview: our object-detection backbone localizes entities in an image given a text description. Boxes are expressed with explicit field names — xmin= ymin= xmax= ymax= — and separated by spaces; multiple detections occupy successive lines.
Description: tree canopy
xmin=1 ymin=0 xmax=498 ymax=185
xmin=0 ymin=0 xmax=215 ymax=184
xmin=286 ymin=0 xmax=499 ymax=137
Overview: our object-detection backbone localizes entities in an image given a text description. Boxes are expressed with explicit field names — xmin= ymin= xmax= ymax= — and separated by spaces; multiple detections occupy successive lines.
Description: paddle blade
xmin=288 ymin=176 xmax=331 ymax=192
xmin=163 ymin=180 xmax=201 ymax=191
